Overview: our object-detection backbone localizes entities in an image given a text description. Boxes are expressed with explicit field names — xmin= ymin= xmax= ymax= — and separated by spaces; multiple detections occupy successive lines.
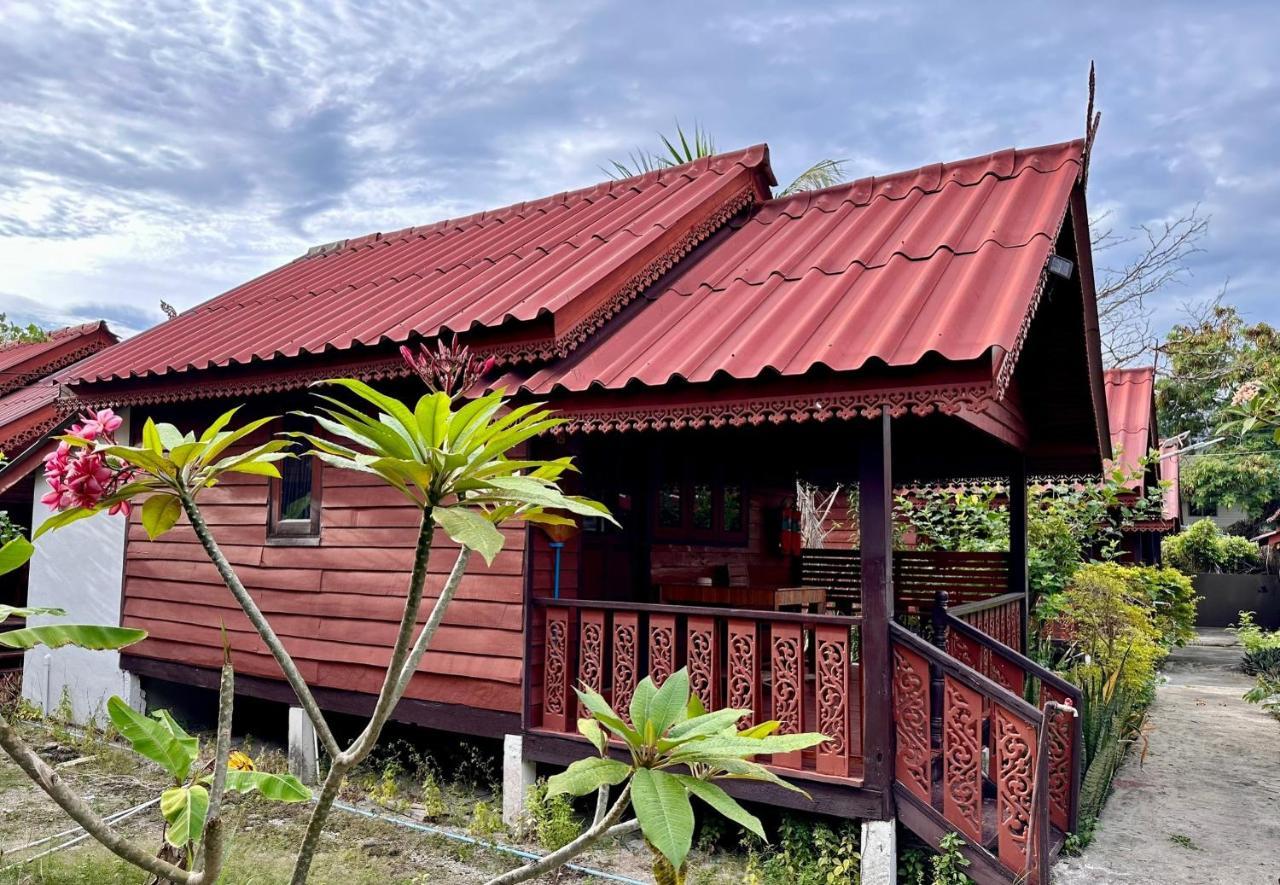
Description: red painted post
xmin=815 ymin=624 xmax=853 ymax=777
xmin=1042 ymin=684 xmax=1076 ymax=832
xmin=686 ymin=615 xmax=721 ymax=711
xmin=543 ymin=605 xmax=573 ymax=733
xmin=770 ymin=622 xmax=805 ymax=769
xmin=649 ymin=612 xmax=678 ymax=687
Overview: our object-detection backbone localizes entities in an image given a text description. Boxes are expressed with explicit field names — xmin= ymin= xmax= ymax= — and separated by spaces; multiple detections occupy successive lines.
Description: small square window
xmin=269 ymin=416 xmax=322 ymax=542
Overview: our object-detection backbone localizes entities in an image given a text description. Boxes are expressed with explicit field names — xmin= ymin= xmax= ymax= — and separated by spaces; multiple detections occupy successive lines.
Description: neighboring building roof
xmin=67 ymin=147 xmax=776 ymax=387
xmin=0 ymin=321 xmax=117 ymax=397
xmin=0 ymin=322 xmax=118 ymax=457
xmin=500 ymin=140 xmax=1084 ymax=394
xmin=1103 ymin=366 xmax=1157 ymax=485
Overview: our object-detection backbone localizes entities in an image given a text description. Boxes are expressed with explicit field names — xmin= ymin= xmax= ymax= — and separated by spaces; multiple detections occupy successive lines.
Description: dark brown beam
xmin=121 ymin=655 xmax=520 ymax=740
xmin=858 ymin=407 xmax=894 ymax=819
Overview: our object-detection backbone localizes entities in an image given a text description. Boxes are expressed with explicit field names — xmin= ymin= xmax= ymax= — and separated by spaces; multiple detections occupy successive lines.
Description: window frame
xmin=651 ymin=468 xmax=748 ymax=545
xmin=267 ymin=447 xmax=323 ymax=545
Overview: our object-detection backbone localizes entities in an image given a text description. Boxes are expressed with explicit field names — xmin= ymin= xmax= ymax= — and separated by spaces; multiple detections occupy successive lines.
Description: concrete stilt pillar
xmin=861 ymin=818 xmax=897 ymax=885
xmin=288 ymin=707 xmax=320 ymax=786
xmin=502 ymin=734 xmax=536 ymax=829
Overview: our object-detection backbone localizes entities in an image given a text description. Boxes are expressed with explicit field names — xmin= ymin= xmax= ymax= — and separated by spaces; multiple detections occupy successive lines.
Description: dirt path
xmin=1056 ymin=631 xmax=1280 ymax=885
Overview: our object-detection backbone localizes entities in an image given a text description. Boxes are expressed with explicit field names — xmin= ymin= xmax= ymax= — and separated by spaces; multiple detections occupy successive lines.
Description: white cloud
xmin=0 ymin=0 xmax=1277 ymax=342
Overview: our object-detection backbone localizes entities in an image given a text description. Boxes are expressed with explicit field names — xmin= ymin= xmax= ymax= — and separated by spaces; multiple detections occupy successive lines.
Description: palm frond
xmin=603 ymin=119 xmax=716 ymax=180
xmin=777 ymin=158 xmax=850 ymax=197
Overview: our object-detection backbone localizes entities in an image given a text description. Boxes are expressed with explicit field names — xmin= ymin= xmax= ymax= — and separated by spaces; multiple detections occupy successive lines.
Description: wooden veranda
xmin=521 ymin=411 xmax=1085 ymax=884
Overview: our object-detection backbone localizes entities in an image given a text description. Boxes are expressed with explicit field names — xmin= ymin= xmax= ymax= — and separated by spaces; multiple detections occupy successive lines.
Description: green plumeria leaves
xmin=209 ymin=769 xmax=311 ymax=802
xmin=675 ymin=776 xmax=766 ymax=841
xmin=0 ymin=604 xmax=65 ymax=621
xmin=546 ymin=756 xmax=631 ymax=798
xmin=432 ymin=506 xmax=504 ymax=565
xmin=631 ymin=768 xmax=694 ymax=871
xmin=33 ymin=506 xmax=97 ymax=540
xmin=160 ymin=784 xmax=209 ymax=848
xmin=575 ymin=685 xmax=640 ymax=745
xmin=0 ymin=535 xmax=33 ymax=577
xmin=141 ymin=495 xmax=183 ymax=540
xmin=107 ymin=696 xmax=194 ymax=783
xmin=0 ymin=624 xmax=147 ymax=651
xmin=578 ymin=717 xmax=608 ymax=755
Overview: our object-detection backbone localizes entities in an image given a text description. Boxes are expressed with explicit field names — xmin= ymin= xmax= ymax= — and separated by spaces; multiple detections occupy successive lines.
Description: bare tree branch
xmin=1092 ymin=205 xmax=1210 ymax=366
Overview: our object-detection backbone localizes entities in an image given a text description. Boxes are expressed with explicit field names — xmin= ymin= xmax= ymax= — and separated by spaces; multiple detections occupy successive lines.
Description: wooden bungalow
xmin=42 ymin=139 xmax=1111 ymax=882
xmin=1103 ymin=366 xmax=1179 ymax=563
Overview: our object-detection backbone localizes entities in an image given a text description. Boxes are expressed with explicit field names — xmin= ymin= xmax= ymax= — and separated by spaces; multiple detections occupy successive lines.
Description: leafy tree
xmin=605 ymin=120 xmax=848 ymax=197
xmin=0 ymin=313 xmax=49 ymax=345
xmin=1158 ymin=300 xmax=1280 ymax=443
xmin=1179 ymin=452 xmax=1280 ymax=520
xmin=1162 ymin=518 xmax=1261 ymax=574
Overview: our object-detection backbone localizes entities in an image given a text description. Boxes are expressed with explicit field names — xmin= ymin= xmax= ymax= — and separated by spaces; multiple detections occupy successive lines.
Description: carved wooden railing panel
xmin=943 ymin=602 xmax=1083 ymax=836
xmin=949 ymin=592 xmax=1025 ymax=654
xmin=890 ymin=624 xmax=1058 ymax=885
xmin=531 ymin=598 xmax=863 ymax=784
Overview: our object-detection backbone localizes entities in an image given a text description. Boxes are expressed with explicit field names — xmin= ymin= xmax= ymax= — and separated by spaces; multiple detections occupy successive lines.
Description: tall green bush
xmin=1162 ymin=519 xmax=1261 ymax=574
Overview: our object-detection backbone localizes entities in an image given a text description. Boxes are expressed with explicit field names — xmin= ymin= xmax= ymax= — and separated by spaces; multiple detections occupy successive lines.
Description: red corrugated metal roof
xmin=0 ymin=321 xmax=110 ymax=375
xmin=500 ymin=140 xmax=1083 ymax=394
xmin=1104 ymin=366 xmax=1157 ymax=481
xmin=69 ymin=147 xmax=774 ymax=385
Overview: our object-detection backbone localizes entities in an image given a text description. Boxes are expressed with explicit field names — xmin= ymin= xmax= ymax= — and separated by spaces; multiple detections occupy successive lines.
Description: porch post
xmin=1008 ymin=454 xmax=1029 ymax=648
xmin=859 ymin=407 xmax=894 ymax=818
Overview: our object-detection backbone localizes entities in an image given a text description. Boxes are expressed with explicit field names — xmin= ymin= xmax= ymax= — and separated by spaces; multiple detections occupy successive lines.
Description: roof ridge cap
xmin=306 ymin=143 xmax=775 ymax=262
xmin=756 ymin=138 xmax=1086 ymax=214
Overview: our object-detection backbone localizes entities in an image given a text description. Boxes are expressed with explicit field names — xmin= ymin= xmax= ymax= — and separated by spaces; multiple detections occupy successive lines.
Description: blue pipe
xmin=331 ymin=799 xmax=645 ymax=884
xmin=550 ymin=541 xmax=565 ymax=599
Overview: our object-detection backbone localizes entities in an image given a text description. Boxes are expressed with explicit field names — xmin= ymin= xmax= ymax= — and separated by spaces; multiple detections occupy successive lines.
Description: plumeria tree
xmin=2 ymin=341 xmax=828 ymax=883
xmin=14 ymin=341 xmax=617 ymax=883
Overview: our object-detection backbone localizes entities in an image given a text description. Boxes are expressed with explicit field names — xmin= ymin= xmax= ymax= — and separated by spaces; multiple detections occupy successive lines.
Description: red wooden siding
xmin=121 ymin=463 xmax=528 ymax=714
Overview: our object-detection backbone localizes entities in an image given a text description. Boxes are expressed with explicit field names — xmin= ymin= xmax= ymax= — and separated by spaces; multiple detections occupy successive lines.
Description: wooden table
xmin=657 ymin=584 xmax=827 ymax=612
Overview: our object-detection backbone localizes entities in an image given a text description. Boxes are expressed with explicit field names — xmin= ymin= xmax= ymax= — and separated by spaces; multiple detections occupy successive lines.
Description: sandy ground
xmin=1056 ymin=631 xmax=1280 ymax=885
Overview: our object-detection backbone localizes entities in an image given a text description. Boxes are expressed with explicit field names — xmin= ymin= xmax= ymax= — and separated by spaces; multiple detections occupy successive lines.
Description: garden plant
xmin=0 ymin=341 xmax=826 ymax=885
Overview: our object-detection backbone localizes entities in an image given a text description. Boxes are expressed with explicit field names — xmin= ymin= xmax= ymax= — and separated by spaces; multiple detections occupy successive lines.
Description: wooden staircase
xmin=890 ymin=595 xmax=1082 ymax=884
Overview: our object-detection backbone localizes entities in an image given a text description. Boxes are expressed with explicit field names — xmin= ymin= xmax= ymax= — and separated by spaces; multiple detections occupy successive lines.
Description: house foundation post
xmin=502 ymin=733 xmax=536 ymax=829
xmin=860 ymin=818 xmax=897 ymax=885
xmin=288 ymin=707 xmax=320 ymax=786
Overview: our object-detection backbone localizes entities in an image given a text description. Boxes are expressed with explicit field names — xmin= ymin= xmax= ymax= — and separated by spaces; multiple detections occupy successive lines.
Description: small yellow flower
xmin=228 ymin=751 xmax=255 ymax=771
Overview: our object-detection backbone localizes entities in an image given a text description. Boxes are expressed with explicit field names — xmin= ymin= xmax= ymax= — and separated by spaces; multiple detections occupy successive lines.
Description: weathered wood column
xmin=859 ymin=407 xmax=895 ymax=817
xmin=1008 ymin=454 xmax=1029 ymax=649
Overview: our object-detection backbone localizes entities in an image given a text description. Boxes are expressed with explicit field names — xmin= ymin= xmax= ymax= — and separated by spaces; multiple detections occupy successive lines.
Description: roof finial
xmin=1082 ymin=61 xmax=1102 ymax=188
xmin=160 ymin=300 xmax=178 ymax=320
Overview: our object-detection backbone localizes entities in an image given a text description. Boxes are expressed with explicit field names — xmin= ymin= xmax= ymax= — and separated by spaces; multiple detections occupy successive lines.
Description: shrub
xmin=525 ymin=779 xmax=581 ymax=851
xmin=1052 ymin=563 xmax=1165 ymax=696
xmin=744 ymin=815 xmax=862 ymax=885
xmin=1124 ymin=566 xmax=1198 ymax=647
xmin=1230 ymin=611 xmax=1280 ymax=677
xmin=1163 ymin=519 xmax=1261 ymax=574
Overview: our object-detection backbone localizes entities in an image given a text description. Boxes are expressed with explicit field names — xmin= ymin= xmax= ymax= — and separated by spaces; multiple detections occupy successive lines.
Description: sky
xmin=1 ymin=1 xmax=1277 ymax=343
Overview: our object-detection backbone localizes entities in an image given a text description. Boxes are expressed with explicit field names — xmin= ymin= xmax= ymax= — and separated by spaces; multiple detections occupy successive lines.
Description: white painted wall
xmin=1180 ymin=502 xmax=1250 ymax=530
xmin=21 ymin=409 xmax=143 ymax=724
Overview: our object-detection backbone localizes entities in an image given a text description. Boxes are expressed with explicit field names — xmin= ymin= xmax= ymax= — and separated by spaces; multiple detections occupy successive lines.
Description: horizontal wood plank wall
xmin=121 ymin=441 xmax=528 ymax=714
